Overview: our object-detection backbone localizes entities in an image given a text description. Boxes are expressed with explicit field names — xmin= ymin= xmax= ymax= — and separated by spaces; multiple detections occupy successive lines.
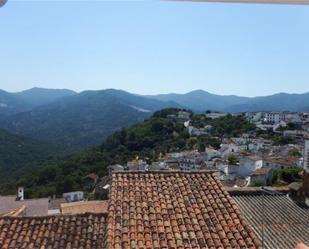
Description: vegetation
xmin=0 ymin=129 xmax=65 ymax=181
xmin=272 ymin=167 xmax=303 ymax=184
xmin=191 ymin=113 xmax=256 ymax=137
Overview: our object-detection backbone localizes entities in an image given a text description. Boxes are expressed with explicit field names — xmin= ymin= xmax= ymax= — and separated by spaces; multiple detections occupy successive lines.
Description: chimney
xmin=17 ymin=187 xmax=24 ymax=201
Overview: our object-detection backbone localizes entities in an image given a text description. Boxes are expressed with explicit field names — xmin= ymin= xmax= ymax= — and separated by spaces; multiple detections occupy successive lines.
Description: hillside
xmin=0 ymin=128 xmax=63 ymax=182
xmin=0 ymin=90 xmax=31 ymax=118
xmin=1 ymin=89 xmax=181 ymax=149
xmin=16 ymin=87 xmax=76 ymax=107
xmin=0 ymin=109 xmax=256 ymax=197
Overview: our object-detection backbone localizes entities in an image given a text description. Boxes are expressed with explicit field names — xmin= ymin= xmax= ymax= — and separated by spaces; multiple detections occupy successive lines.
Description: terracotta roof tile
xmin=107 ymin=171 xmax=262 ymax=249
xmin=0 ymin=213 xmax=107 ymax=249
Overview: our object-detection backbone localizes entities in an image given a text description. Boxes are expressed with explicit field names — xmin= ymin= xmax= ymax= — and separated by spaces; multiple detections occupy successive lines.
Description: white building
xmin=263 ymin=112 xmax=302 ymax=124
xmin=264 ymin=112 xmax=286 ymax=124
xmin=187 ymin=126 xmax=201 ymax=136
xmin=206 ymin=112 xmax=228 ymax=119
xmin=63 ymin=191 xmax=84 ymax=202
xmin=238 ymin=156 xmax=263 ymax=177
xmin=177 ymin=111 xmax=191 ymax=120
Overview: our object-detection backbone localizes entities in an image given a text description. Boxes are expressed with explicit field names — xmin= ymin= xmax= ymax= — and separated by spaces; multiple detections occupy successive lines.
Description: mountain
xmin=0 ymin=87 xmax=76 ymax=118
xmin=226 ymin=92 xmax=309 ymax=112
xmin=0 ymin=90 xmax=31 ymax=118
xmin=1 ymin=89 xmax=181 ymax=149
xmin=0 ymin=128 xmax=62 ymax=181
xmin=16 ymin=87 xmax=76 ymax=107
xmin=149 ymin=90 xmax=309 ymax=112
xmin=149 ymin=90 xmax=249 ymax=112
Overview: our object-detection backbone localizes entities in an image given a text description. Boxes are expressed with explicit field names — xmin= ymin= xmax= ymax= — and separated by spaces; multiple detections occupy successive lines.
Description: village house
xmin=249 ymin=167 xmax=273 ymax=186
xmin=263 ymin=156 xmax=297 ymax=170
xmin=205 ymin=147 xmax=221 ymax=160
xmin=63 ymin=191 xmax=84 ymax=202
xmin=177 ymin=110 xmax=191 ymax=120
xmin=205 ymin=111 xmax=228 ymax=119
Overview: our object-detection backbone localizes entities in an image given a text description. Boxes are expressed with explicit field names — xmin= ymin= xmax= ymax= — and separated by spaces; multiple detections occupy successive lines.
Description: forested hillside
xmin=0 ymin=128 xmax=64 ymax=183
xmin=0 ymin=109 xmax=256 ymax=198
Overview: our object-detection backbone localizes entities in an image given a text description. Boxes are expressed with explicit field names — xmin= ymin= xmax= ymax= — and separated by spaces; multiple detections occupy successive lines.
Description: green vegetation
xmin=0 ymin=129 xmax=65 ymax=181
xmin=272 ymin=167 xmax=303 ymax=184
xmin=191 ymin=113 xmax=256 ymax=137
xmin=227 ymin=154 xmax=238 ymax=165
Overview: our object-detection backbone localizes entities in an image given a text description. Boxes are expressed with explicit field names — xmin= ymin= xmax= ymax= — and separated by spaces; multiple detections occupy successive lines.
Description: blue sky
xmin=0 ymin=1 xmax=309 ymax=96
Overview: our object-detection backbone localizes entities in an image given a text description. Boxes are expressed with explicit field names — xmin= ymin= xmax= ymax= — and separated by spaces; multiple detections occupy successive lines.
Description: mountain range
xmin=1 ymin=87 xmax=309 ymax=150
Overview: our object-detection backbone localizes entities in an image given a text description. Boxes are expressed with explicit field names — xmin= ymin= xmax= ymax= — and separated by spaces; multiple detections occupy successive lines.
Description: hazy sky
xmin=0 ymin=1 xmax=309 ymax=96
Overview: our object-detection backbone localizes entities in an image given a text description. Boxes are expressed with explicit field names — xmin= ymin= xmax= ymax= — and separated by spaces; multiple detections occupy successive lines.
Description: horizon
xmin=1 ymin=1 xmax=309 ymax=96
xmin=1 ymin=86 xmax=309 ymax=98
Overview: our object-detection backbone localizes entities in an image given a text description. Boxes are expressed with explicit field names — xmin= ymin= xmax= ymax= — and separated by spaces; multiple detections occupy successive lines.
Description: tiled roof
xmin=0 ymin=196 xmax=48 ymax=217
xmin=61 ymin=200 xmax=108 ymax=215
xmin=232 ymin=193 xmax=309 ymax=249
xmin=0 ymin=213 xmax=107 ymax=249
xmin=107 ymin=171 xmax=262 ymax=249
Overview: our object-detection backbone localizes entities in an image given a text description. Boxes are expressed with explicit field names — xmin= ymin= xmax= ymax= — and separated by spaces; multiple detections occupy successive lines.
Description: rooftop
xmin=0 ymin=196 xmax=48 ymax=217
xmin=232 ymin=192 xmax=309 ymax=249
xmin=61 ymin=200 xmax=109 ymax=215
xmin=107 ymin=171 xmax=262 ymax=249
xmin=0 ymin=213 xmax=107 ymax=249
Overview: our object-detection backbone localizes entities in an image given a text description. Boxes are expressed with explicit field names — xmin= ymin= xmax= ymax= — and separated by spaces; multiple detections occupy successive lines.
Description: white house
xmin=177 ymin=111 xmax=191 ymax=120
xmin=263 ymin=112 xmax=286 ymax=124
xmin=187 ymin=126 xmax=201 ymax=136
xmin=63 ymin=191 xmax=84 ymax=202
xmin=249 ymin=168 xmax=273 ymax=186
xmin=206 ymin=112 xmax=228 ymax=119
xmin=238 ymin=156 xmax=263 ymax=177
xmin=220 ymin=142 xmax=246 ymax=157
xmin=205 ymin=147 xmax=221 ymax=161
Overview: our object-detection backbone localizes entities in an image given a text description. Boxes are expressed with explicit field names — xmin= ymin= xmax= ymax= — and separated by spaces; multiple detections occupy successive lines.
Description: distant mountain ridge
xmin=0 ymin=87 xmax=76 ymax=118
xmin=16 ymin=87 xmax=76 ymax=107
xmin=1 ymin=87 xmax=309 ymax=150
xmin=0 ymin=89 xmax=181 ymax=149
xmin=148 ymin=90 xmax=309 ymax=112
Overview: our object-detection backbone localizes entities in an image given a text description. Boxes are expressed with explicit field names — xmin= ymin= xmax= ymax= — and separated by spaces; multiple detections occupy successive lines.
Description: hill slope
xmin=0 ymin=90 xmax=31 ymax=118
xmin=0 ymin=128 xmax=62 ymax=181
xmin=1 ymin=89 xmax=181 ymax=149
